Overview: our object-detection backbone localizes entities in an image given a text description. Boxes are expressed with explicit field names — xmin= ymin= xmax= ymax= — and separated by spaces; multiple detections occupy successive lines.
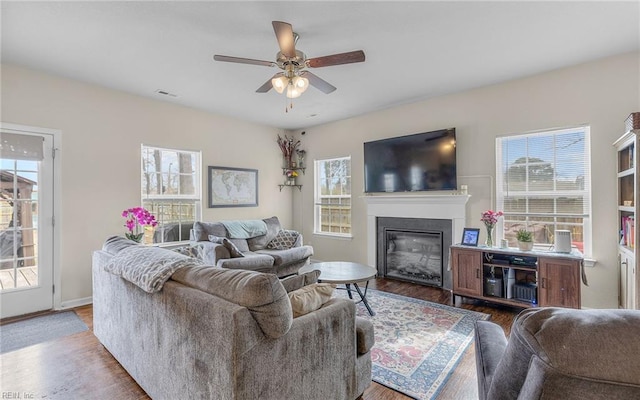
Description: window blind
xmin=0 ymin=132 xmax=44 ymax=161
xmin=496 ymin=126 xmax=592 ymax=256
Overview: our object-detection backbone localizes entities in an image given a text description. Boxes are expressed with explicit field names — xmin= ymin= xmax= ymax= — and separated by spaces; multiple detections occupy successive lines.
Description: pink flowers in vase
xmin=481 ymin=210 xmax=503 ymax=247
xmin=122 ymin=207 xmax=158 ymax=243
xmin=480 ymin=210 xmax=504 ymax=229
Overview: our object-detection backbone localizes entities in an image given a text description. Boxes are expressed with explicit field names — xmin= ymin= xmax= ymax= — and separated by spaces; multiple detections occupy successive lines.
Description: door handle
xmin=541 ymin=278 xmax=546 ymax=289
xmin=476 ymin=268 xmax=480 ymax=279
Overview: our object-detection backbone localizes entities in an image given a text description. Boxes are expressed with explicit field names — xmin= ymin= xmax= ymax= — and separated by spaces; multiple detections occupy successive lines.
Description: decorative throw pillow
xmin=280 ymin=269 xmax=321 ymax=293
xmin=172 ymin=245 xmax=203 ymax=260
xmin=209 ymin=235 xmax=244 ymax=258
xmin=267 ymin=229 xmax=300 ymax=250
xmin=288 ymin=283 xmax=335 ymax=318
xmin=208 ymin=234 xmax=224 ymax=244
xmin=223 ymin=238 xmax=245 ymax=258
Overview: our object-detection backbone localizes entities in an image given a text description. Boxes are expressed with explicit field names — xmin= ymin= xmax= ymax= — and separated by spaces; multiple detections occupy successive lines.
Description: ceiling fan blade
xmin=256 ymin=73 xmax=283 ymax=93
xmin=272 ymin=21 xmax=296 ymax=58
xmin=213 ymin=55 xmax=275 ymax=67
xmin=307 ymin=50 xmax=365 ymax=68
xmin=300 ymin=71 xmax=336 ymax=94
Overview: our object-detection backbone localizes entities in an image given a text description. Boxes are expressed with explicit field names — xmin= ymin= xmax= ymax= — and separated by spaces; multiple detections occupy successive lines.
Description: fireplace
xmin=363 ymin=194 xmax=470 ymax=291
xmin=377 ymin=217 xmax=452 ymax=288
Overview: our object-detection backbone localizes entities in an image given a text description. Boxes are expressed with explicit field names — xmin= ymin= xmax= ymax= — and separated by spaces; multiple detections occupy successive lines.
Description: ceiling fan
xmin=214 ymin=21 xmax=365 ymax=100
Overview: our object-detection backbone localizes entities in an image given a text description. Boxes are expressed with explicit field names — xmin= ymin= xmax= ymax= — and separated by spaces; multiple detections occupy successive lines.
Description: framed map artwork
xmin=208 ymin=166 xmax=258 ymax=208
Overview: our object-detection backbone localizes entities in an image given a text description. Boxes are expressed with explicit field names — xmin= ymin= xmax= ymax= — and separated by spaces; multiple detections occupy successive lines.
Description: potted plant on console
xmin=516 ymin=229 xmax=534 ymax=251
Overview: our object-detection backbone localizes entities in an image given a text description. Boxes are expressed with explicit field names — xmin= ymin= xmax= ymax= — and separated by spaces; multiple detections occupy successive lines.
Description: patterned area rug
xmin=336 ymin=288 xmax=489 ymax=399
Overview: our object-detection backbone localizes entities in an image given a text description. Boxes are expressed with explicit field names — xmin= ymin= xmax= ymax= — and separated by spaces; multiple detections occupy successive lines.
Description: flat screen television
xmin=364 ymin=128 xmax=457 ymax=193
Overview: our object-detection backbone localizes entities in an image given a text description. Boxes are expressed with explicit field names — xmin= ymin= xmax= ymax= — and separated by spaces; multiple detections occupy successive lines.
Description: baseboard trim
xmin=58 ymin=296 xmax=93 ymax=310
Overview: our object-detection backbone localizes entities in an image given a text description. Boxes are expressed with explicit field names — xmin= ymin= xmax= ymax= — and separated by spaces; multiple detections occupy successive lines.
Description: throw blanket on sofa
xmin=222 ymin=220 xmax=268 ymax=239
xmin=104 ymin=245 xmax=203 ymax=293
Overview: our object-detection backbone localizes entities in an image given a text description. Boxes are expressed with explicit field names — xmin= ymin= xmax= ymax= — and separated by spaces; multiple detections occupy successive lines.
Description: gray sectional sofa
xmin=475 ymin=307 xmax=640 ymax=400
xmin=93 ymin=237 xmax=372 ymax=400
xmin=190 ymin=216 xmax=313 ymax=278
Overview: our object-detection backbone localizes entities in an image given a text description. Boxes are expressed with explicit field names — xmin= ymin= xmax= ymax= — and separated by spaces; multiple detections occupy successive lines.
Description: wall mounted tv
xmin=364 ymin=128 xmax=457 ymax=193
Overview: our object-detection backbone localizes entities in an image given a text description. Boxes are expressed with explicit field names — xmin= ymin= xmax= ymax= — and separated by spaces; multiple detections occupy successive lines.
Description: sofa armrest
xmin=217 ymin=253 xmax=274 ymax=273
xmin=192 ymin=241 xmax=230 ymax=265
xmin=475 ymin=320 xmax=508 ymax=400
xmin=355 ymin=317 xmax=374 ymax=355
xmin=293 ymin=232 xmax=304 ymax=247
xmin=236 ymin=297 xmax=363 ymax=400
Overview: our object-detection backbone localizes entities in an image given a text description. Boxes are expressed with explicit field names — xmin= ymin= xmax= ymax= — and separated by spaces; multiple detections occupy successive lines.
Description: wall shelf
xmin=278 ymin=184 xmax=302 ymax=192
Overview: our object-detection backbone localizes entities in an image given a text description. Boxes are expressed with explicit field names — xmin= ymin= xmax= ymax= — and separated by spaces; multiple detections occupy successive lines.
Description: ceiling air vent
xmin=155 ymin=89 xmax=177 ymax=97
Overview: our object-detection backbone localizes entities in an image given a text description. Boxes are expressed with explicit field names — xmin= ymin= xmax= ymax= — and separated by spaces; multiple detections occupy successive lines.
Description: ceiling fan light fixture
xmin=286 ymin=83 xmax=303 ymax=99
xmin=292 ymin=76 xmax=309 ymax=93
xmin=272 ymin=75 xmax=287 ymax=94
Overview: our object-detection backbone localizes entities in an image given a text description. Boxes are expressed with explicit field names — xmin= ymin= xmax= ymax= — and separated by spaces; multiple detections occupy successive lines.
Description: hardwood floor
xmin=0 ymin=278 xmax=519 ymax=400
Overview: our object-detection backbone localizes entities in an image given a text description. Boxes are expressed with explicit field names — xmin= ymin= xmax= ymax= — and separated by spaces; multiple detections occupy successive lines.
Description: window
xmin=496 ymin=126 xmax=591 ymax=257
xmin=314 ymin=156 xmax=351 ymax=236
xmin=141 ymin=145 xmax=201 ymax=244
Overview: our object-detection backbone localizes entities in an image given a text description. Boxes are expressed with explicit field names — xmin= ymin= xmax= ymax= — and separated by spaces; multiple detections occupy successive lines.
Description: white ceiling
xmin=2 ymin=1 xmax=639 ymax=130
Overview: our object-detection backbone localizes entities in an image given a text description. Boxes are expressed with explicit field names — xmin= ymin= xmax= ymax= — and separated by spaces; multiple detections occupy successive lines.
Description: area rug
xmin=0 ymin=311 xmax=88 ymax=354
xmin=336 ymin=288 xmax=489 ymax=400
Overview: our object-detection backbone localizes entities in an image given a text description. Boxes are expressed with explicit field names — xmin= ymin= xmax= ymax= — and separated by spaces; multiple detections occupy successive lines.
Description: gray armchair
xmin=475 ymin=307 xmax=640 ymax=400
xmin=190 ymin=217 xmax=313 ymax=278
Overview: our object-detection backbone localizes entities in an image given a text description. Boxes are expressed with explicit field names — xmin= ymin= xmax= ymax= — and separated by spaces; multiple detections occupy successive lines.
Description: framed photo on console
xmin=461 ymin=228 xmax=480 ymax=246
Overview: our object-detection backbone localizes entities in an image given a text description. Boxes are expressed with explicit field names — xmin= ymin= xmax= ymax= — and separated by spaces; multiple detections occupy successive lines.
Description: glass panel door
xmin=0 ymin=129 xmax=54 ymax=318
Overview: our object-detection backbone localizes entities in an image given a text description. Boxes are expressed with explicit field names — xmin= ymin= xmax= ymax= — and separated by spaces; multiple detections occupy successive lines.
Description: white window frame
xmin=314 ymin=156 xmax=352 ymax=238
xmin=141 ymin=145 xmax=202 ymax=244
xmin=495 ymin=126 xmax=592 ymax=258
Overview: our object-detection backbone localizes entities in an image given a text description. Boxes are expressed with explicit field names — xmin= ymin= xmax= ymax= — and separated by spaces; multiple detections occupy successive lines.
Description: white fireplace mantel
xmin=362 ymin=194 xmax=470 ymax=269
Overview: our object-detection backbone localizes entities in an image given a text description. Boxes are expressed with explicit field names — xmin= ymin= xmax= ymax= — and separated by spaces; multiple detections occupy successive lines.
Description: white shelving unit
xmin=613 ymin=124 xmax=639 ymax=310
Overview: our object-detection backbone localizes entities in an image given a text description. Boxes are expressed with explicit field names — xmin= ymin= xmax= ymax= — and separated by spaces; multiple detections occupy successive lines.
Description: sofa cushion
xmin=247 ymin=216 xmax=282 ymax=251
xmin=171 ymin=266 xmax=292 ymax=338
xmin=520 ymin=355 xmax=640 ymax=400
xmin=288 ymin=283 xmax=335 ymax=318
xmin=194 ymin=221 xmax=227 ymax=242
xmin=257 ymin=245 xmax=313 ymax=267
xmin=280 ymin=269 xmax=321 ymax=293
xmin=267 ymin=229 xmax=300 ymax=250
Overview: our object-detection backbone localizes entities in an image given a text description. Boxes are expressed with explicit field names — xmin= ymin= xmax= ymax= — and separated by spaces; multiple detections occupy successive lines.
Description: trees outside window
xmin=141 ymin=146 xmax=201 ymax=243
xmin=314 ymin=156 xmax=351 ymax=236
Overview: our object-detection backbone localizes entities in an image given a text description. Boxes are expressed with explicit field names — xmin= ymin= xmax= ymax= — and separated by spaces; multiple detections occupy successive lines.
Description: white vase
xmin=518 ymin=241 xmax=534 ymax=251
